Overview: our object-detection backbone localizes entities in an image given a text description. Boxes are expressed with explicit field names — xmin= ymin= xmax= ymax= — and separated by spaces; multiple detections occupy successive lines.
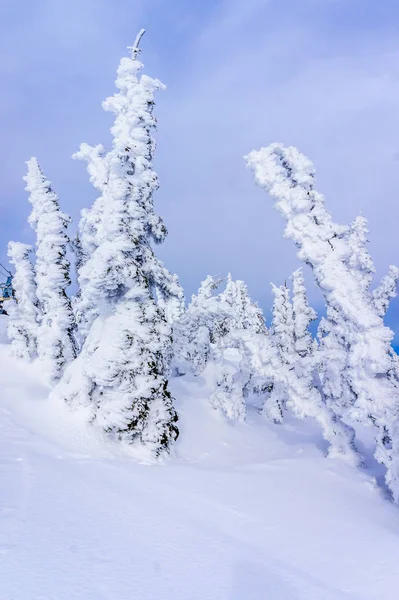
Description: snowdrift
xmin=1 ymin=324 xmax=399 ymax=599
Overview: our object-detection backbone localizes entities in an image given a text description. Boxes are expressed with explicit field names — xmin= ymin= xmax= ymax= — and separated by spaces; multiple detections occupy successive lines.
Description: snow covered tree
xmin=270 ymin=283 xmax=295 ymax=364
xmin=252 ymin=278 xmax=360 ymax=464
xmin=70 ymin=231 xmax=89 ymax=349
xmin=193 ymin=275 xmax=223 ymax=306
xmin=264 ymin=282 xmax=295 ymax=422
xmin=172 ymin=275 xmax=226 ymax=376
xmin=219 ymin=273 xmax=266 ymax=334
xmin=24 ymin=158 xmax=77 ymax=381
xmin=246 ymin=143 xmax=399 ymax=495
xmin=210 ymin=356 xmax=247 ymax=423
xmin=264 ymin=280 xmax=357 ymax=460
xmin=156 ymin=274 xmax=185 ymax=327
xmin=52 ymin=31 xmax=179 ymax=454
xmin=173 ymin=273 xmax=267 ymax=380
xmin=345 ymin=215 xmax=398 ymax=315
xmin=174 ymin=273 xmax=268 ymax=420
xmin=6 ymin=242 xmax=40 ymax=360
xmin=373 ymin=265 xmax=399 ymax=317
xmin=346 ymin=215 xmax=375 ymax=291
xmin=291 ymin=268 xmax=317 ymax=358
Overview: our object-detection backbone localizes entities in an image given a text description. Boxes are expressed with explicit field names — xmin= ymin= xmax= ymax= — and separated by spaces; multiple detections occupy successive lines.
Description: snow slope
xmin=1 ymin=318 xmax=399 ymax=599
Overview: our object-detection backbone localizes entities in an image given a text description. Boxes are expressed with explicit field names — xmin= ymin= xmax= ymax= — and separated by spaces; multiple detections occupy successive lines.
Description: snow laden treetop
xmin=73 ymin=31 xmax=183 ymax=343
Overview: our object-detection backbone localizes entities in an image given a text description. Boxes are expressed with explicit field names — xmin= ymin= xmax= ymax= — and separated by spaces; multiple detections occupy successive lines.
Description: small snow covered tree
xmin=270 ymin=283 xmax=295 ymax=363
xmin=6 ymin=242 xmax=40 ymax=360
xmin=193 ymin=275 xmax=223 ymax=307
xmin=346 ymin=215 xmax=375 ymax=291
xmin=246 ymin=143 xmax=399 ymax=495
xmin=219 ymin=273 xmax=266 ymax=334
xmin=173 ymin=274 xmax=255 ymax=421
xmin=177 ymin=273 xmax=269 ymax=422
xmin=373 ymin=265 xmax=399 ymax=317
xmin=172 ymin=275 xmax=226 ymax=376
xmin=345 ymin=215 xmax=398 ymax=316
xmin=291 ymin=268 xmax=317 ymax=358
xmin=210 ymin=356 xmax=247 ymax=423
xmin=71 ymin=231 xmax=90 ymax=349
xmin=52 ymin=31 xmax=180 ymax=454
xmin=24 ymin=158 xmax=77 ymax=381
xmin=265 ymin=282 xmax=295 ymax=422
xmin=344 ymin=214 xmax=398 ymax=316
xmin=173 ymin=273 xmax=266 ymax=379
xmin=265 ymin=279 xmax=357 ymax=460
xmin=156 ymin=274 xmax=185 ymax=327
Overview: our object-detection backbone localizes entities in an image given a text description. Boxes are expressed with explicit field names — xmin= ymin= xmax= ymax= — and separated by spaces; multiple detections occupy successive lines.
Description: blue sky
xmin=0 ymin=0 xmax=398 ymax=343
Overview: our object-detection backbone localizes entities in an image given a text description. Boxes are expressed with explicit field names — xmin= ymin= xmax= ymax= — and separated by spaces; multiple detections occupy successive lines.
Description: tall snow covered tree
xmin=6 ymin=242 xmax=40 ymax=360
xmin=246 ymin=143 xmax=399 ymax=497
xmin=52 ymin=31 xmax=179 ymax=454
xmin=24 ymin=158 xmax=77 ymax=381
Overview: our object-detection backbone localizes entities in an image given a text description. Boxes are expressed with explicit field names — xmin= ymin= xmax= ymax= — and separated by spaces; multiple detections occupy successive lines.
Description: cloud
xmin=152 ymin=0 xmax=399 ymax=336
xmin=0 ymin=0 xmax=398 ymax=340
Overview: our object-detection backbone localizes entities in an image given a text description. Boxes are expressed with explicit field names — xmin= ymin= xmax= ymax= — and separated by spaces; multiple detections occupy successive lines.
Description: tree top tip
xmin=128 ymin=29 xmax=146 ymax=59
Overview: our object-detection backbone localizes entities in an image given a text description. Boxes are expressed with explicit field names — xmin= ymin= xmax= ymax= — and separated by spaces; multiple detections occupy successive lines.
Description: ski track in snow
xmin=0 ymin=329 xmax=399 ymax=598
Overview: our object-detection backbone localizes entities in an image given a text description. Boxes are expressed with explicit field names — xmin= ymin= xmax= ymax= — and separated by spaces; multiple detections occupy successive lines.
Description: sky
xmin=0 ymin=0 xmax=398 ymax=342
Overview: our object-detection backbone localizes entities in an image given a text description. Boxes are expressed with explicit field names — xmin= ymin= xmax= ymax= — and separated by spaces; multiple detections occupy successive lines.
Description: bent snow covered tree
xmin=246 ymin=143 xmax=399 ymax=501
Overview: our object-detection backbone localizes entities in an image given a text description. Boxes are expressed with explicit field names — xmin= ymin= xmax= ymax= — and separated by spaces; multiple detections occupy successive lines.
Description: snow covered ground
xmin=1 ymin=317 xmax=399 ymax=599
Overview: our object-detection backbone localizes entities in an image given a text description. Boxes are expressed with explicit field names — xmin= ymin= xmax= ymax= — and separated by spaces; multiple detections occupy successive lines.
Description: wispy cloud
xmin=154 ymin=0 xmax=399 ymax=336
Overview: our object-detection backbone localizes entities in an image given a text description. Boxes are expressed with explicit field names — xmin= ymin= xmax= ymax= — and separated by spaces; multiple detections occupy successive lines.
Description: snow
xmin=1 ymin=316 xmax=399 ymax=599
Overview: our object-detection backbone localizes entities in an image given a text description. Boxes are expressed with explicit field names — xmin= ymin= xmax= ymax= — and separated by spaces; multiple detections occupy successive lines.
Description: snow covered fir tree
xmin=2 ymin=31 xmax=399 ymax=504
xmin=23 ymin=158 xmax=77 ymax=382
xmin=50 ymin=30 xmax=181 ymax=456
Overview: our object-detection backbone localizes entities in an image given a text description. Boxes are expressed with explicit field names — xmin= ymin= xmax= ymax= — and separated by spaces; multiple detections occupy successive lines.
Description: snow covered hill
xmin=1 ymin=319 xmax=399 ymax=599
